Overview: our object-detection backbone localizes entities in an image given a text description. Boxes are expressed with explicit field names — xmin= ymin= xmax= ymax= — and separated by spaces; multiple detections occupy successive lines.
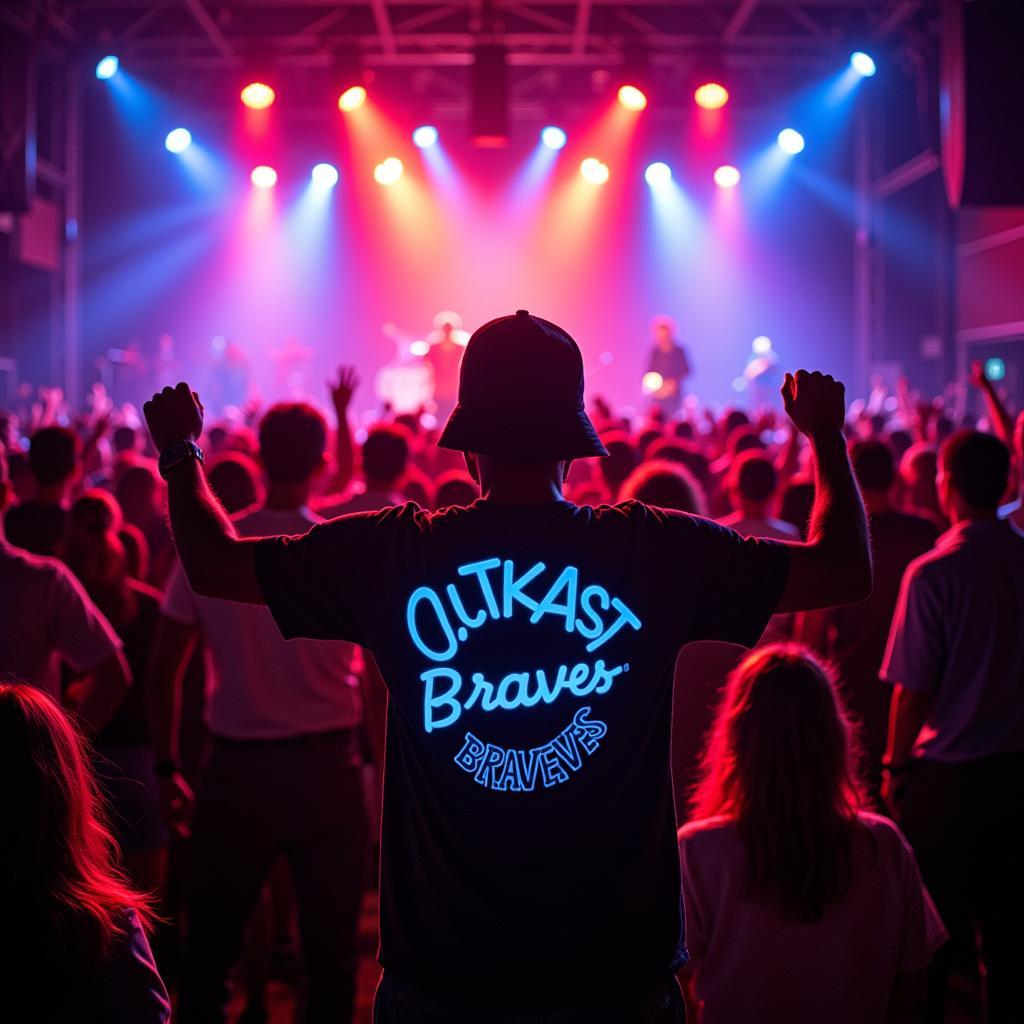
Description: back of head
xmin=850 ymin=439 xmax=894 ymax=492
xmin=434 ymin=470 xmax=478 ymax=509
xmin=111 ymin=426 xmax=139 ymax=454
xmin=940 ymin=429 xmax=1010 ymax=512
xmin=437 ymin=310 xmax=608 ymax=465
xmin=729 ymin=450 xmax=777 ymax=504
xmin=362 ymin=424 xmax=410 ymax=485
xmin=597 ymin=431 xmax=637 ymax=492
xmin=620 ymin=459 xmax=706 ymax=515
xmin=258 ymin=403 xmax=327 ymax=486
xmin=636 ymin=427 xmax=664 ymax=460
xmin=726 ymin=425 xmax=765 ymax=459
xmin=208 ymin=451 xmax=263 ymax=514
xmin=691 ymin=644 xmax=864 ymax=923
xmin=721 ymin=408 xmax=750 ymax=439
xmin=66 ymin=491 xmax=133 ymax=626
xmin=0 ymin=683 xmax=148 ymax=1000
xmin=778 ymin=478 xmax=814 ymax=539
xmin=29 ymin=426 xmax=79 ymax=487
xmin=900 ymin=442 xmax=937 ymax=484
xmin=114 ymin=461 xmax=159 ymax=520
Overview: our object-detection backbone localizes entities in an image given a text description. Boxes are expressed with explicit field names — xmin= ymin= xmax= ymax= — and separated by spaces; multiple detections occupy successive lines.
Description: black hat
xmin=438 ymin=310 xmax=609 ymax=461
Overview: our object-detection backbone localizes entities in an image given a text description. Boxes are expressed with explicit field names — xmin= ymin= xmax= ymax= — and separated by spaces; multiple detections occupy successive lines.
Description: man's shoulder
xmin=0 ymin=539 xmax=68 ymax=584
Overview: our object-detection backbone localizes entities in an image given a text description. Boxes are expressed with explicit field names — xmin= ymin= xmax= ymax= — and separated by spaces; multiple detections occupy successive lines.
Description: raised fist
xmin=781 ymin=370 xmax=846 ymax=440
xmin=143 ymin=382 xmax=204 ymax=452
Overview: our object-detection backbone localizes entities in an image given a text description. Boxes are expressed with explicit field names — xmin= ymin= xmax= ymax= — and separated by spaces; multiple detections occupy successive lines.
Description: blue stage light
xmin=777 ymin=128 xmax=805 ymax=154
xmin=164 ymin=128 xmax=192 ymax=154
xmin=95 ymin=55 xmax=119 ymax=80
xmin=541 ymin=126 xmax=567 ymax=150
xmin=413 ymin=125 xmax=439 ymax=148
xmin=850 ymin=51 xmax=876 ymax=77
xmin=985 ymin=357 xmax=1006 ymax=382
xmin=644 ymin=162 xmax=672 ymax=186
xmin=311 ymin=162 xmax=339 ymax=187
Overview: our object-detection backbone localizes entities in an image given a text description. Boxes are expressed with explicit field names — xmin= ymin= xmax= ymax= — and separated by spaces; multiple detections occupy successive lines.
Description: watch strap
xmin=158 ymin=440 xmax=204 ymax=480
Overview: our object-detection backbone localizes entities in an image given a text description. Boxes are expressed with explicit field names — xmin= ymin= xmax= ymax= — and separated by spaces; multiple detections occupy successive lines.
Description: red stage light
xmin=694 ymin=82 xmax=729 ymax=110
xmin=617 ymin=84 xmax=648 ymax=111
xmin=240 ymin=82 xmax=275 ymax=110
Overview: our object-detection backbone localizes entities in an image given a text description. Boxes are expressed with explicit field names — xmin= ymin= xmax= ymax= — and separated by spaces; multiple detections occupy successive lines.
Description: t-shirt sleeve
xmin=253 ymin=506 xmax=415 ymax=646
xmin=160 ymin=559 xmax=198 ymax=625
xmin=51 ymin=563 xmax=122 ymax=673
xmin=646 ymin=507 xmax=791 ymax=648
xmin=887 ymin=822 xmax=949 ymax=970
xmin=880 ymin=562 xmax=944 ymax=693
xmin=96 ymin=909 xmax=171 ymax=1023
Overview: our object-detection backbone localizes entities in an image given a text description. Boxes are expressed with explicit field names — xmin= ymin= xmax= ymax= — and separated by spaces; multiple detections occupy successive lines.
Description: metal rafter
xmin=571 ymin=0 xmax=592 ymax=54
xmin=181 ymin=0 xmax=233 ymax=57
xmin=723 ymin=0 xmax=761 ymax=41
xmin=369 ymin=0 xmax=396 ymax=54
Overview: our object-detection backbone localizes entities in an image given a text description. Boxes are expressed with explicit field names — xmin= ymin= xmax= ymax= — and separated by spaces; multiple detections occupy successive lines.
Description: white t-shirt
xmin=161 ymin=506 xmax=362 ymax=739
xmin=679 ymin=812 xmax=947 ymax=1024
xmin=0 ymin=537 xmax=121 ymax=697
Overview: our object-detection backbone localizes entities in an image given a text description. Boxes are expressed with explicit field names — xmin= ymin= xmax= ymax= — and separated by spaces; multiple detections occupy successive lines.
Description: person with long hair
xmin=64 ymin=489 xmax=167 ymax=898
xmin=0 ymin=681 xmax=170 ymax=1021
xmin=679 ymin=644 xmax=946 ymax=1023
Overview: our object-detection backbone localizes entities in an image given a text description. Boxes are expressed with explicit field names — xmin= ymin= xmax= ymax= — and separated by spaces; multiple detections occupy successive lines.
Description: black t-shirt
xmin=254 ymin=499 xmax=789 ymax=1008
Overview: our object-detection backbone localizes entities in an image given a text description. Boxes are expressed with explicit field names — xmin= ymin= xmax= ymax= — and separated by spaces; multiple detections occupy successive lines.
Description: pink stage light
xmin=250 ymin=165 xmax=278 ymax=188
xmin=713 ymin=164 xmax=740 ymax=189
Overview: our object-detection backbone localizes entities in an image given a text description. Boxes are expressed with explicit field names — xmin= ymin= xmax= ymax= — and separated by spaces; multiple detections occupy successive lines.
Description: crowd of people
xmin=1 ymin=312 xmax=1022 ymax=1023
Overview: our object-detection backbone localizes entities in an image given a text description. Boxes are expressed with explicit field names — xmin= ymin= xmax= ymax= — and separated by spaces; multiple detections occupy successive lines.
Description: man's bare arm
xmin=774 ymin=371 xmax=872 ymax=613
xmin=74 ymin=649 xmax=132 ymax=735
xmin=144 ymin=383 xmax=264 ymax=603
xmin=885 ymin=684 xmax=933 ymax=770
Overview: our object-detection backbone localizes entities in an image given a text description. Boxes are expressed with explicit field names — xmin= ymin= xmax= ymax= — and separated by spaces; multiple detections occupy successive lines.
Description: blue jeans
xmin=373 ymin=971 xmax=686 ymax=1024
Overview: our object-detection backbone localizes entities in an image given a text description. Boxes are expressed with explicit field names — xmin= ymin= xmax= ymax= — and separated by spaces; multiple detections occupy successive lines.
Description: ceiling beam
xmin=181 ymin=0 xmax=233 ymax=57
xmin=369 ymin=0 xmax=396 ymax=54
xmin=571 ymin=0 xmax=593 ymax=54
xmin=723 ymin=0 xmax=760 ymax=41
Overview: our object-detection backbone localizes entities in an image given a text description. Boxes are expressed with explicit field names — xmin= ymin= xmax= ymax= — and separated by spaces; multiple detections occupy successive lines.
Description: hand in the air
xmin=328 ymin=366 xmax=360 ymax=413
xmin=969 ymin=359 xmax=995 ymax=392
xmin=781 ymin=370 xmax=846 ymax=440
xmin=143 ymin=382 xmax=204 ymax=452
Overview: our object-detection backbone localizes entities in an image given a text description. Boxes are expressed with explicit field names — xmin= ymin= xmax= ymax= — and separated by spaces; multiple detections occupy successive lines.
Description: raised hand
xmin=969 ymin=359 xmax=994 ymax=392
xmin=328 ymin=365 xmax=360 ymax=414
xmin=781 ymin=370 xmax=846 ymax=440
xmin=143 ymin=381 xmax=204 ymax=452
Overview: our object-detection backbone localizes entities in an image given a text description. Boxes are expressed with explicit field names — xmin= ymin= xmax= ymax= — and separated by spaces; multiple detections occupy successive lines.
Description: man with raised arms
xmin=144 ymin=310 xmax=870 ymax=1023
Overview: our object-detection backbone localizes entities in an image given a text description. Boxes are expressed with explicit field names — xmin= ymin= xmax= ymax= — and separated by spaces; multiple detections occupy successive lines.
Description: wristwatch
xmin=158 ymin=439 xmax=204 ymax=480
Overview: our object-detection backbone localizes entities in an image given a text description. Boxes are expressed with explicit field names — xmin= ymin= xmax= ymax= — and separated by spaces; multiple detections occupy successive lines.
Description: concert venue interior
xmin=1 ymin=2 xmax=1023 ymax=1023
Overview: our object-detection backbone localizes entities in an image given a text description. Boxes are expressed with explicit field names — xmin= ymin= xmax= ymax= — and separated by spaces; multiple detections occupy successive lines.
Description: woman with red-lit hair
xmin=678 ymin=644 xmax=946 ymax=1024
xmin=0 ymin=682 xmax=170 ymax=1022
